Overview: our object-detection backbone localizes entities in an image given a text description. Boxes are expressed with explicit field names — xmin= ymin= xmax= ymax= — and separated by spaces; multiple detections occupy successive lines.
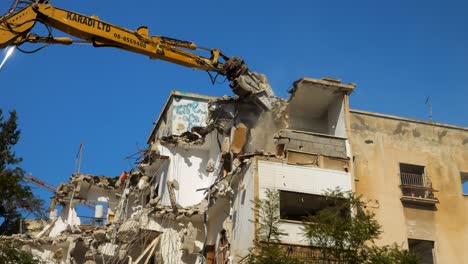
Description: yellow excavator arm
xmin=1 ymin=2 xmax=222 ymax=72
xmin=0 ymin=1 xmax=275 ymax=110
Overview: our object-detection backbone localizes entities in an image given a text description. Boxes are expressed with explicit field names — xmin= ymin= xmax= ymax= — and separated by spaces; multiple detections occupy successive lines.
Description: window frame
xmin=460 ymin=171 xmax=468 ymax=196
xmin=278 ymin=190 xmax=349 ymax=222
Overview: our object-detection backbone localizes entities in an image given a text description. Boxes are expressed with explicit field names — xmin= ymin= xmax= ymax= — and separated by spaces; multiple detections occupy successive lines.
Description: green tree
xmin=0 ymin=110 xmax=44 ymax=235
xmin=254 ymin=189 xmax=286 ymax=243
xmin=302 ymin=188 xmax=419 ymax=264
xmin=365 ymin=244 xmax=420 ymax=264
xmin=249 ymin=188 xmax=419 ymax=263
xmin=248 ymin=189 xmax=303 ymax=264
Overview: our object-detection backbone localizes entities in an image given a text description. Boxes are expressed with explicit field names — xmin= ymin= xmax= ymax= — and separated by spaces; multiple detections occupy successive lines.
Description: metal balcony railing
xmin=400 ymin=172 xmax=428 ymax=186
xmin=399 ymin=173 xmax=439 ymax=203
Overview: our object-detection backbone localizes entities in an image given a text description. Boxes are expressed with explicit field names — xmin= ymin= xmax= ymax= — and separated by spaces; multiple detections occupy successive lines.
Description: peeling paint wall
xmin=350 ymin=110 xmax=468 ymax=264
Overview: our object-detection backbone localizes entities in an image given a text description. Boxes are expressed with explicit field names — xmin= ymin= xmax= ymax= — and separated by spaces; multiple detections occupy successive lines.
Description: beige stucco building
xmin=350 ymin=110 xmax=468 ymax=264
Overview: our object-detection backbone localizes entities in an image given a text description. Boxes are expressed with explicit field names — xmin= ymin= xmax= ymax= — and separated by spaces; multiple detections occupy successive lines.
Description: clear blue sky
xmin=1 ymin=0 xmax=467 ymax=204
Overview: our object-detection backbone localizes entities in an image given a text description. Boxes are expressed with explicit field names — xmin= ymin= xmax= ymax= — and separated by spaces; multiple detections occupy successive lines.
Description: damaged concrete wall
xmin=350 ymin=110 xmax=468 ymax=264
xmin=47 ymin=174 xmax=122 ymax=237
xmin=242 ymin=102 xmax=287 ymax=154
xmin=49 ymin=201 xmax=81 ymax=237
xmin=168 ymin=97 xmax=210 ymax=136
xmin=275 ymin=129 xmax=348 ymax=159
xmin=156 ymin=134 xmax=221 ymax=207
xmin=147 ymin=91 xmax=218 ymax=143
xmin=287 ymin=78 xmax=354 ymax=138
xmin=230 ymin=161 xmax=255 ymax=262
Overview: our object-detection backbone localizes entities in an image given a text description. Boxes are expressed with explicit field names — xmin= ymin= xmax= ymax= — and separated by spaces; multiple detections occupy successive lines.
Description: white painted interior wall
xmin=258 ymin=160 xmax=352 ymax=195
xmin=49 ymin=201 xmax=81 ymax=237
xmin=230 ymin=164 xmax=255 ymax=261
xmin=156 ymin=132 xmax=222 ymax=207
xmin=169 ymin=98 xmax=209 ymax=136
xmin=328 ymin=95 xmax=347 ymax=138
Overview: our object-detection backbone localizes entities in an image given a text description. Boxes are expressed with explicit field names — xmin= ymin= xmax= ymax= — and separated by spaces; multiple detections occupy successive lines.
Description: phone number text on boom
xmin=113 ymin=33 xmax=146 ymax=48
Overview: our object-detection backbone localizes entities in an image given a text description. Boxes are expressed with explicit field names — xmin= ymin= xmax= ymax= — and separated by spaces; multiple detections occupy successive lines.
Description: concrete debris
xmin=69 ymin=173 xmax=121 ymax=189
xmin=167 ymin=180 xmax=179 ymax=214
xmin=231 ymin=123 xmax=248 ymax=155
xmin=180 ymin=222 xmax=198 ymax=254
xmin=6 ymin=77 xmax=360 ymax=263
xmin=23 ymin=219 xmax=48 ymax=237
xmin=117 ymin=220 xmax=140 ymax=243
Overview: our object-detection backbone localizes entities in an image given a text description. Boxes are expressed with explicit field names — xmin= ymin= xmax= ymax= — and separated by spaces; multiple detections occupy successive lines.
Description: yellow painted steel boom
xmin=0 ymin=1 xmax=275 ymax=109
xmin=0 ymin=2 xmax=222 ymax=71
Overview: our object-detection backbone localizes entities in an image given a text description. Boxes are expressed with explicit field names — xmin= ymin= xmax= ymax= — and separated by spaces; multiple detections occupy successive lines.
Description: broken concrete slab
xmin=231 ymin=123 xmax=248 ymax=155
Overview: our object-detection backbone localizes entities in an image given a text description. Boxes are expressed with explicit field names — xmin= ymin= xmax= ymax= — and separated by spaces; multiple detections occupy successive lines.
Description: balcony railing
xmin=399 ymin=173 xmax=439 ymax=204
xmin=253 ymin=242 xmax=348 ymax=264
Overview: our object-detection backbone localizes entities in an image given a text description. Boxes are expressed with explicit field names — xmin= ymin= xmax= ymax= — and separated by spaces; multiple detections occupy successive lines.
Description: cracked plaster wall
xmin=350 ymin=110 xmax=468 ymax=264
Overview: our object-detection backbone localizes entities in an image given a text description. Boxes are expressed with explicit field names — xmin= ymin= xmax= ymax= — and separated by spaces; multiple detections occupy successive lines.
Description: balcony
xmin=275 ymin=129 xmax=348 ymax=159
xmin=400 ymin=172 xmax=439 ymax=205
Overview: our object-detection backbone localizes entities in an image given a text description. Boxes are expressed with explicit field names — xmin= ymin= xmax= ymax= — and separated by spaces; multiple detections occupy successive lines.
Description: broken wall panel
xmin=147 ymin=91 xmax=218 ymax=143
xmin=286 ymin=151 xmax=319 ymax=167
xmin=276 ymin=129 xmax=348 ymax=159
xmin=231 ymin=123 xmax=248 ymax=155
xmin=169 ymin=97 xmax=209 ymax=136
xmin=321 ymin=156 xmax=350 ymax=172
xmin=230 ymin=161 xmax=256 ymax=263
xmin=155 ymin=133 xmax=222 ymax=207
xmin=286 ymin=151 xmax=350 ymax=172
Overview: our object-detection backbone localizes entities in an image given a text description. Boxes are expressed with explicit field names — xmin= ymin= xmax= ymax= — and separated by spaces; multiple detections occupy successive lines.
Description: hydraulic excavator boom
xmin=0 ymin=0 xmax=275 ymax=109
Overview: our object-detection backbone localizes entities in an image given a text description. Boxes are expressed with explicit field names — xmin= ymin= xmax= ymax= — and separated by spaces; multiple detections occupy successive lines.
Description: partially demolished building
xmin=12 ymin=77 xmax=468 ymax=264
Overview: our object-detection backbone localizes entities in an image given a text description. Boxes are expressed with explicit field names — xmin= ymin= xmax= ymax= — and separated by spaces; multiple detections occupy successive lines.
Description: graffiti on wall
xmin=172 ymin=99 xmax=208 ymax=134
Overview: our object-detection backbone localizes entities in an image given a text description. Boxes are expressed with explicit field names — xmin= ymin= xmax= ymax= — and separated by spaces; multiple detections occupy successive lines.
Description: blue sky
xmin=1 ymin=0 xmax=467 ymax=205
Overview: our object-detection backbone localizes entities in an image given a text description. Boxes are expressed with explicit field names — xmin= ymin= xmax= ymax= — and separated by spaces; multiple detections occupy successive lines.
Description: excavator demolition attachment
xmin=0 ymin=0 xmax=276 ymax=110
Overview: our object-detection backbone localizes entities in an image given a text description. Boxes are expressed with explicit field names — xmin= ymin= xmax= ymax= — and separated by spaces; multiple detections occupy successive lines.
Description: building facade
xmin=16 ymin=77 xmax=467 ymax=264
xmin=351 ymin=110 xmax=468 ymax=264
